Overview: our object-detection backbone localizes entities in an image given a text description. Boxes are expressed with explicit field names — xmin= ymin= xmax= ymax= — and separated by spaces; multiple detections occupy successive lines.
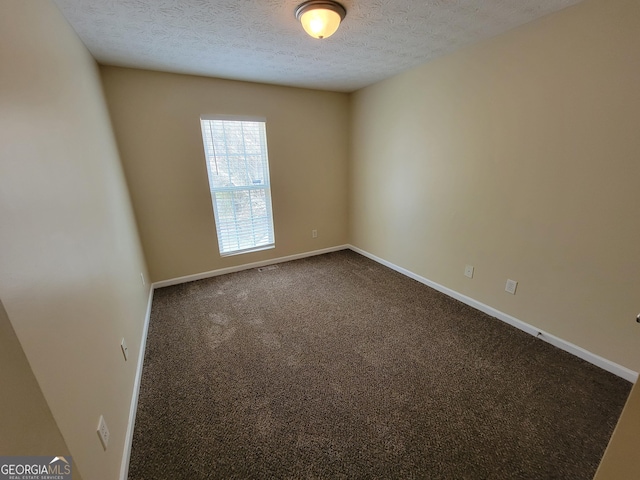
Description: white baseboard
xmin=152 ymin=245 xmax=350 ymax=289
xmin=348 ymin=245 xmax=638 ymax=383
xmin=120 ymin=285 xmax=154 ymax=480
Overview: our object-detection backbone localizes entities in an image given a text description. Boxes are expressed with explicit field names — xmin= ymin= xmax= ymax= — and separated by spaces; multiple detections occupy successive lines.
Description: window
xmin=200 ymin=116 xmax=275 ymax=256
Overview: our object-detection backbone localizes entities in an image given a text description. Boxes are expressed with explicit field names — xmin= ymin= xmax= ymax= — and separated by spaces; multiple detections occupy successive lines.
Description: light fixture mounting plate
xmin=295 ymin=0 xmax=347 ymax=22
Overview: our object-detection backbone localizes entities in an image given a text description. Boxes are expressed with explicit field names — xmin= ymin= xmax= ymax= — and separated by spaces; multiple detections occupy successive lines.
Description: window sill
xmin=220 ymin=244 xmax=275 ymax=258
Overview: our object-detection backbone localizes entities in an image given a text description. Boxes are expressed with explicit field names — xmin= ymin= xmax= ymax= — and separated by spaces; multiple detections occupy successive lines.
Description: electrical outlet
xmin=312 ymin=229 xmax=318 ymax=238
xmin=97 ymin=415 xmax=110 ymax=450
xmin=121 ymin=338 xmax=129 ymax=361
xmin=140 ymin=272 xmax=145 ymax=286
xmin=464 ymin=265 xmax=474 ymax=278
xmin=505 ymin=279 xmax=518 ymax=295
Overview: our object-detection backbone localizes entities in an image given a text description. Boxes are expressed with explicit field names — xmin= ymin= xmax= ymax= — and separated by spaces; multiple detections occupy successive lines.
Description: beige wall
xmin=349 ymin=0 xmax=640 ymax=373
xmin=0 ymin=2 xmax=150 ymax=480
xmin=595 ymin=382 xmax=640 ymax=479
xmin=0 ymin=299 xmax=83 ymax=480
xmin=100 ymin=67 xmax=350 ymax=282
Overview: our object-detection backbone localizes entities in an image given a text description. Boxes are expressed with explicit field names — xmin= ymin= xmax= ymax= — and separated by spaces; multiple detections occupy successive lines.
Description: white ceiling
xmin=53 ymin=0 xmax=583 ymax=93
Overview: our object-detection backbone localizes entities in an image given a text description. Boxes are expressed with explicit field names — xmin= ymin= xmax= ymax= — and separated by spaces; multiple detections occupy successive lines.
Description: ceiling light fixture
xmin=295 ymin=1 xmax=347 ymax=40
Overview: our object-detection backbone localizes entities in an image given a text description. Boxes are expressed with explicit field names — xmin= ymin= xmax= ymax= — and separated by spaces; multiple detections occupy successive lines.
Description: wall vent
xmin=257 ymin=265 xmax=279 ymax=272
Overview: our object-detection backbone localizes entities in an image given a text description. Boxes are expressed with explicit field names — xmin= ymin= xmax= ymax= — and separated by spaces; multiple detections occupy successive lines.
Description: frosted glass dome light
xmin=295 ymin=1 xmax=346 ymax=40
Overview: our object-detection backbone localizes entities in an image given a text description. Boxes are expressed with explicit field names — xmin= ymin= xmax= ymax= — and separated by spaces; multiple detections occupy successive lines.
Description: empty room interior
xmin=1 ymin=0 xmax=639 ymax=479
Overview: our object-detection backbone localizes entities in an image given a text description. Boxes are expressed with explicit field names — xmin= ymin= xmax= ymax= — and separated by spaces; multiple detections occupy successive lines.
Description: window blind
xmin=200 ymin=117 xmax=275 ymax=256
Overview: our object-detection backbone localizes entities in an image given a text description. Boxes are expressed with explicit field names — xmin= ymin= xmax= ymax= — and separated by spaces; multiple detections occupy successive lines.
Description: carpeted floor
xmin=128 ymin=250 xmax=631 ymax=479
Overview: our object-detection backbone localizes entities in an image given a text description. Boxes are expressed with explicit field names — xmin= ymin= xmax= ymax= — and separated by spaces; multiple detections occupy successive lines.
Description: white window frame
xmin=200 ymin=115 xmax=275 ymax=256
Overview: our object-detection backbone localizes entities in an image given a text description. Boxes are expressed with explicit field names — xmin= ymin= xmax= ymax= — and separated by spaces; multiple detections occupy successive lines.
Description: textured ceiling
xmin=53 ymin=0 xmax=583 ymax=92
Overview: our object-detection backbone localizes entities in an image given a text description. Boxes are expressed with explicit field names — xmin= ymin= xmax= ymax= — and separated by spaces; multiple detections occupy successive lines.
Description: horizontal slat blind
xmin=200 ymin=118 xmax=275 ymax=255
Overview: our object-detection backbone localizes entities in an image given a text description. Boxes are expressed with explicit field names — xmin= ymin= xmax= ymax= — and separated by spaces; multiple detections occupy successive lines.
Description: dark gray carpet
xmin=128 ymin=250 xmax=631 ymax=479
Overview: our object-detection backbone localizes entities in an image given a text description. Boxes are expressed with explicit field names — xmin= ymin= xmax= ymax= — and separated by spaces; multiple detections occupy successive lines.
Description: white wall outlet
xmin=312 ymin=229 xmax=318 ymax=238
xmin=97 ymin=415 xmax=110 ymax=450
xmin=121 ymin=338 xmax=129 ymax=361
xmin=464 ymin=265 xmax=474 ymax=278
xmin=140 ymin=272 xmax=145 ymax=286
xmin=505 ymin=279 xmax=518 ymax=295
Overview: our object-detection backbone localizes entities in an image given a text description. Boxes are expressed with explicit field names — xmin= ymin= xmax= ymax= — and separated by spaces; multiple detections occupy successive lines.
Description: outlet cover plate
xmin=97 ymin=415 xmax=109 ymax=450
xmin=505 ymin=279 xmax=518 ymax=295
xmin=464 ymin=265 xmax=474 ymax=278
